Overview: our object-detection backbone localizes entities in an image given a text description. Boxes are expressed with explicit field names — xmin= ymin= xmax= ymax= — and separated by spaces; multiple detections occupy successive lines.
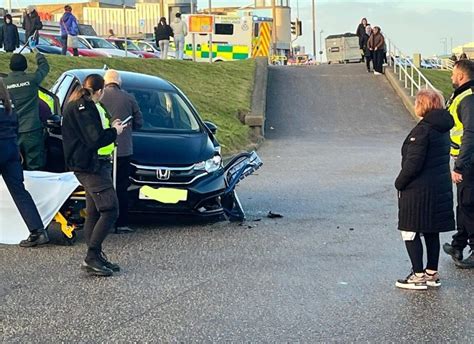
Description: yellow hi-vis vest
xmin=96 ymin=103 xmax=115 ymax=156
xmin=450 ymin=88 xmax=474 ymax=156
xmin=39 ymin=90 xmax=54 ymax=114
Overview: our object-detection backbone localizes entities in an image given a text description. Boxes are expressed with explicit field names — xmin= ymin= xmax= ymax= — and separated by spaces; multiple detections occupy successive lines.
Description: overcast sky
xmin=197 ymin=0 xmax=474 ymax=57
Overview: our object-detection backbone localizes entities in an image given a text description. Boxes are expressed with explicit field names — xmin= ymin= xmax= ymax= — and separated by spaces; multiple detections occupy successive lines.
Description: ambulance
xmin=183 ymin=15 xmax=273 ymax=62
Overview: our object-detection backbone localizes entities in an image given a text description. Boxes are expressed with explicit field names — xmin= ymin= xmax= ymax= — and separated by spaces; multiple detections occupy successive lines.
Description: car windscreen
xmin=18 ymin=32 xmax=50 ymax=45
xmin=86 ymin=38 xmax=116 ymax=49
xmin=126 ymin=87 xmax=201 ymax=133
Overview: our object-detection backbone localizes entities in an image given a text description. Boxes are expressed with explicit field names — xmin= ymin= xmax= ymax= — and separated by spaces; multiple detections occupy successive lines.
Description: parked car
xmin=106 ymin=38 xmax=157 ymax=58
xmin=77 ymin=35 xmax=140 ymax=58
xmin=45 ymin=69 xmax=229 ymax=217
xmin=18 ymin=30 xmax=67 ymax=55
xmin=136 ymin=39 xmax=193 ymax=61
xmin=39 ymin=32 xmax=108 ymax=57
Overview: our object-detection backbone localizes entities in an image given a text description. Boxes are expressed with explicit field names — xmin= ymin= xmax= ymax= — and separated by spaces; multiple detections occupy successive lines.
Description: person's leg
xmin=73 ymin=48 xmax=79 ymax=56
xmin=20 ymin=129 xmax=45 ymax=171
xmin=159 ymin=40 xmax=165 ymax=59
xmin=424 ymin=233 xmax=440 ymax=271
xmin=451 ymin=183 xmax=469 ymax=251
xmin=405 ymin=233 xmax=424 ymax=273
xmin=163 ymin=40 xmax=169 ymax=60
xmin=374 ymin=50 xmax=383 ymax=73
xmin=177 ymin=36 xmax=184 ymax=60
xmin=365 ymin=55 xmax=371 ymax=71
xmin=61 ymin=35 xmax=68 ymax=55
xmin=83 ymin=190 xmax=100 ymax=247
xmin=88 ymin=187 xmax=119 ymax=252
xmin=115 ymin=156 xmax=131 ymax=229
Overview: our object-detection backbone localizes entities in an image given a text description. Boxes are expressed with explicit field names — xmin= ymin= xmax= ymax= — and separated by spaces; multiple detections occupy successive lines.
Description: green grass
xmin=421 ymin=69 xmax=453 ymax=99
xmin=0 ymin=55 xmax=256 ymax=155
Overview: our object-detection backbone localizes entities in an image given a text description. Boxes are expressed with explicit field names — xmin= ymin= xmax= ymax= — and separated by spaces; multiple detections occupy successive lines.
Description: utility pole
xmin=209 ymin=0 xmax=212 ymax=63
xmin=272 ymin=0 xmax=277 ymax=56
xmin=160 ymin=0 xmax=165 ymax=20
xmin=123 ymin=0 xmax=127 ymax=57
xmin=191 ymin=0 xmax=196 ymax=62
xmin=319 ymin=29 xmax=324 ymax=63
xmin=7 ymin=0 xmax=11 ymax=14
xmin=312 ymin=0 xmax=316 ymax=58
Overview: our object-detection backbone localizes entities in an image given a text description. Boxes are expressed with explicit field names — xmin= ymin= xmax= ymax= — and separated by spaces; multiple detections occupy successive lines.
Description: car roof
xmin=64 ymin=69 xmax=176 ymax=92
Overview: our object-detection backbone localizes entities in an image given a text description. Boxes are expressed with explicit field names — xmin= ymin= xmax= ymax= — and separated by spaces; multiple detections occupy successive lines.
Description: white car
xmin=135 ymin=40 xmax=193 ymax=60
xmin=77 ymin=35 xmax=140 ymax=58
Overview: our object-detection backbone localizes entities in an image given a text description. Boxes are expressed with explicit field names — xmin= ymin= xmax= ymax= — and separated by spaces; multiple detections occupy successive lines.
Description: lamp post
xmin=312 ymin=0 xmax=316 ymax=58
xmin=319 ymin=29 xmax=324 ymax=63
xmin=123 ymin=0 xmax=127 ymax=57
xmin=209 ymin=0 xmax=212 ymax=63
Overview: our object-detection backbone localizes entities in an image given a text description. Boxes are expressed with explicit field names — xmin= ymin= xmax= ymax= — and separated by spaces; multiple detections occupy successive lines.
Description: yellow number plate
xmin=139 ymin=186 xmax=188 ymax=204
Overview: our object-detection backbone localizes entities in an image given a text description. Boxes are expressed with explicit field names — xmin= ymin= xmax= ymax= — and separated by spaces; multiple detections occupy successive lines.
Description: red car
xmin=106 ymin=38 xmax=157 ymax=58
xmin=40 ymin=32 xmax=108 ymax=57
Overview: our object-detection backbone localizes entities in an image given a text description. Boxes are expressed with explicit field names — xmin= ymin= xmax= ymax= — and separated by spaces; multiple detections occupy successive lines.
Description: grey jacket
xmin=101 ymin=84 xmax=143 ymax=157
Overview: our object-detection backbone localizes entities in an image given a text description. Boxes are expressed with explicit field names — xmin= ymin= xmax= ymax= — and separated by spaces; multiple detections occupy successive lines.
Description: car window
xmin=87 ymin=38 xmax=116 ymax=49
xmin=55 ymin=75 xmax=75 ymax=107
xmin=126 ymin=87 xmax=201 ymax=133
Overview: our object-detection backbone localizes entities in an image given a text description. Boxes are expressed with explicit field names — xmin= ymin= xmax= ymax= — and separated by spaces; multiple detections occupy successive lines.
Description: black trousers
xmin=75 ymin=163 xmax=118 ymax=254
xmin=365 ymin=54 xmax=372 ymax=71
xmin=405 ymin=233 xmax=440 ymax=273
xmin=452 ymin=172 xmax=474 ymax=250
xmin=0 ymin=138 xmax=44 ymax=232
xmin=61 ymin=35 xmax=79 ymax=56
xmin=116 ymin=155 xmax=131 ymax=227
xmin=373 ymin=50 xmax=384 ymax=73
xmin=17 ymin=129 xmax=45 ymax=171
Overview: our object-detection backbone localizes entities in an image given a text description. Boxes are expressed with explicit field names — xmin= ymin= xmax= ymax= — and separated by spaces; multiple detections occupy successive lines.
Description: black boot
xmin=99 ymin=251 xmax=120 ymax=272
xmin=454 ymin=251 xmax=474 ymax=269
xmin=19 ymin=229 xmax=50 ymax=248
xmin=442 ymin=243 xmax=463 ymax=261
xmin=81 ymin=248 xmax=113 ymax=277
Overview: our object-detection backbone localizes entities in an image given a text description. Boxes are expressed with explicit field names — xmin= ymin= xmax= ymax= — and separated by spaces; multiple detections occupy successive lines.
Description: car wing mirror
xmin=204 ymin=121 xmax=218 ymax=134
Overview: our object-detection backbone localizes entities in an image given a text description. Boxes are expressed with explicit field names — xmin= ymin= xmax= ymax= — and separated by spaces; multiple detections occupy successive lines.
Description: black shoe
xmin=115 ymin=226 xmax=135 ymax=234
xmin=99 ymin=251 xmax=120 ymax=272
xmin=19 ymin=230 xmax=50 ymax=247
xmin=454 ymin=251 xmax=474 ymax=269
xmin=81 ymin=258 xmax=113 ymax=277
xmin=442 ymin=243 xmax=463 ymax=261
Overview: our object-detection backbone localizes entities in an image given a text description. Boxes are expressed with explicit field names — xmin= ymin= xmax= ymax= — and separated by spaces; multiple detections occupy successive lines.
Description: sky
xmin=197 ymin=0 xmax=474 ymax=57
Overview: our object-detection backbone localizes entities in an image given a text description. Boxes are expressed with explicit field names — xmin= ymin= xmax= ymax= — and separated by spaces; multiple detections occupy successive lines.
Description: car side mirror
xmin=204 ymin=121 xmax=217 ymax=134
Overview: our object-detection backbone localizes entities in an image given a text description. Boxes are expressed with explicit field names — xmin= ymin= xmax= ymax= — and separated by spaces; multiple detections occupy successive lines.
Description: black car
xmin=45 ymin=69 xmax=255 ymax=218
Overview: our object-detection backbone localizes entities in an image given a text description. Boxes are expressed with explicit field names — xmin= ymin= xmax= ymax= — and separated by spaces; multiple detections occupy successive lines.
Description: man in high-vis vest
xmin=443 ymin=60 xmax=474 ymax=269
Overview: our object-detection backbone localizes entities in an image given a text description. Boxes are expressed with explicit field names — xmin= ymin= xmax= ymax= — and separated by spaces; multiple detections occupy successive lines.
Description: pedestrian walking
xmin=60 ymin=5 xmax=80 ymax=56
xmin=368 ymin=26 xmax=385 ymax=75
xmin=22 ymin=5 xmax=42 ymax=45
xmin=0 ymin=14 xmax=20 ymax=53
xmin=62 ymin=74 xmax=126 ymax=277
xmin=3 ymin=51 xmax=49 ymax=171
xmin=170 ymin=13 xmax=187 ymax=60
xmin=361 ymin=25 xmax=372 ymax=72
xmin=101 ymin=70 xmax=143 ymax=233
xmin=0 ymin=78 xmax=49 ymax=247
xmin=442 ymin=59 xmax=474 ymax=268
xmin=108 ymin=29 xmax=116 ymax=38
xmin=395 ymin=89 xmax=455 ymax=290
xmin=155 ymin=17 xmax=173 ymax=60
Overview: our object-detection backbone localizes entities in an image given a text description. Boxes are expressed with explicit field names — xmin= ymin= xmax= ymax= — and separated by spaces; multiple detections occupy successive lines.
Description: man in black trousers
xmin=101 ymin=70 xmax=143 ymax=233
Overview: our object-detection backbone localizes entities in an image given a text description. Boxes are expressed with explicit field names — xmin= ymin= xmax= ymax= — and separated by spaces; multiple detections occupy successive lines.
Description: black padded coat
xmin=395 ymin=109 xmax=455 ymax=233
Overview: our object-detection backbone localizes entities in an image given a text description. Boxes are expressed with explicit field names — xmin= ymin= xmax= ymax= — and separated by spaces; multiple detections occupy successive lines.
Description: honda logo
xmin=156 ymin=169 xmax=171 ymax=181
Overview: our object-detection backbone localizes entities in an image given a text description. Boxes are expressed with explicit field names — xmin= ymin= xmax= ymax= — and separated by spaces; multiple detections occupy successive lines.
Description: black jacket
xmin=0 ymin=104 xmax=17 ymax=140
xmin=62 ymin=97 xmax=117 ymax=173
xmin=0 ymin=22 xmax=20 ymax=51
xmin=356 ymin=23 xmax=366 ymax=48
xmin=155 ymin=23 xmax=173 ymax=43
xmin=22 ymin=11 xmax=43 ymax=40
xmin=395 ymin=109 xmax=455 ymax=233
xmin=448 ymin=80 xmax=474 ymax=174
xmin=361 ymin=33 xmax=371 ymax=57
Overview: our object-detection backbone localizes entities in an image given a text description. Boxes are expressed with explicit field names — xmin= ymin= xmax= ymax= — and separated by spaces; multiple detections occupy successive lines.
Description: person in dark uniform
xmin=0 ymin=14 xmax=20 ymax=53
xmin=22 ymin=5 xmax=43 ymax=45
xmin=442 ymin=60 xmax=474 ymax=268
xmin=62 ymin=74 xmax=126 ymax=277
xmin=395 ymin=89 xmax=455 ymax=290
xmin=4 ymin=50 xmax=49 ymax=171
xmin=0 ymin=78 xmax=49 ymax=247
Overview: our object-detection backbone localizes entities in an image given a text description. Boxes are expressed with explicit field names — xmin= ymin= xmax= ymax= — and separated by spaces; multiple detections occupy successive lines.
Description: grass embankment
xmin=421 ymin=69 xmax=452 ymax=99
xmin=0 ymin=55 xmax=256 ymax=155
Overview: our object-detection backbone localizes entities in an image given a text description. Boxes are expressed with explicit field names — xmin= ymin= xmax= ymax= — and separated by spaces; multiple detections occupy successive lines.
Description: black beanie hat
xmin=10 ymin=54 xmax=28 ymax=72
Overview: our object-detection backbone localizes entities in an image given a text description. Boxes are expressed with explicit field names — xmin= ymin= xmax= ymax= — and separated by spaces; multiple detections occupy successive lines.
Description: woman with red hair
xmin=395 ymin=89 xmax=455 ymax=290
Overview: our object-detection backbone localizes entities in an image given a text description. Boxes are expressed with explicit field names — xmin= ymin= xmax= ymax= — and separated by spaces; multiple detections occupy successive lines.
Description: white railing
xmin=386 ymin=37 xmax=436 ymax=97
xmin=441 ymin=58 xmax=455 ymax=71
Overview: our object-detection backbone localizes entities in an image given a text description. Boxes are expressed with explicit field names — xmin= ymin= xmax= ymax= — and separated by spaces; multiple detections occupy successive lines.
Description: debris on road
xmin=267 ymin=211 xmax=283 ymax=219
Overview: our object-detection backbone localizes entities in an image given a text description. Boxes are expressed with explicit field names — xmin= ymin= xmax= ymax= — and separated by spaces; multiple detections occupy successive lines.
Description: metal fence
xmin=386 ymin=37 xmax=436 ymax=97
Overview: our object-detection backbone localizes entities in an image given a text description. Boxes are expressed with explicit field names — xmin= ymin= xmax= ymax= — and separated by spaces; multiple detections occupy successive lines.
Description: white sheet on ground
xmin=0 ymin=171 xmax=80 ymax=245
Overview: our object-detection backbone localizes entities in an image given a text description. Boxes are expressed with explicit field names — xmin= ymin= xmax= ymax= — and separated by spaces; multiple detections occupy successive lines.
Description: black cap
xmin=10 ymin=54 xmax=27 ymax=71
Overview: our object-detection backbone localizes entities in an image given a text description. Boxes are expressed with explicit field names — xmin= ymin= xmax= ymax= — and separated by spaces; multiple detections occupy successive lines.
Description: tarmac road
xmin=1 ymin=64 xmax=473 ymax=343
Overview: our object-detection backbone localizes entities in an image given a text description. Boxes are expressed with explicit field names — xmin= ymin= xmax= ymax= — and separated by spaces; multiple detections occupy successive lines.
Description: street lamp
xmin=312 ymin=0 xmax=316 ymax=58
xmin=319 ymin=29 xmax=324 ymax=63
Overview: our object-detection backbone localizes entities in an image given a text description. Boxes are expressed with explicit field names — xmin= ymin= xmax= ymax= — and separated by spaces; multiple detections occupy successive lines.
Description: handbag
xmin=67 ymin=34 xmax=79 ymax=48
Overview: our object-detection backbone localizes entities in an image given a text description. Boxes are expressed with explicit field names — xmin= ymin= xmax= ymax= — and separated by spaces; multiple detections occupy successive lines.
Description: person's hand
xmin=452 ymin=171 xmax=463 ymax=184
xmin=112 ymin=120 xmax=127 ymax=135
xmin=374 ymin=47 xmax=378 ymax=51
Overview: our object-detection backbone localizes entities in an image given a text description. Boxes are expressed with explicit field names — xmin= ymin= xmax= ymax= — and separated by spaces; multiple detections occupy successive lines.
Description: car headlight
xmin=195 ymin=155 xmax=222 ymax=173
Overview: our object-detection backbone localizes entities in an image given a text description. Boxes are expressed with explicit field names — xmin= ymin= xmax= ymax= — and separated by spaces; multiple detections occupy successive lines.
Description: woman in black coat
xmin=395 ymin=89 xmax=455 ymax=290
xmin=361 ymin=25 xmax=372 ymax=72
xmin=356 ymin=17 xmax=368 ymax=50
xmin=154 ymin=17 xmax=173 ymax=59
xmin=0 ymin=14 xmax=20 ymax=52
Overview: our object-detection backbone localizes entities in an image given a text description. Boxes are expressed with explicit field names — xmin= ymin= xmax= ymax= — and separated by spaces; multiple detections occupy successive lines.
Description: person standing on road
xmin=155 ymin=17 xmax=173 ymax=60
xmin=62 ymin=74 xmax=126 ymax=277
xmin=0 ymin=78 xmax=50 ymax=248
xmin=442 ymin=60 xmax=474 ymax=269
xmin=60 ymin=5 xmax=80 ymax=57
xmin=361 ymin=25 xmax=372 ymax=72
xmin=395 ymin=89 xmax=455 ymax=290
xmin=0 ymin=14 xmax=20 ymax=53
xmin=22 ymin=5 xmax=42 ymax=45
xmin=356 ymin=17 xmax=368 ymax=61
xmin=101 ymin=70 xmax=143 ymax=233
xmin=4 ymin=51 xmax=49 ymax=171
xmin=171 ymin=12 xmax=187 ymax=60
xmin=368 ymin=26 xmax=385 ymax=75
